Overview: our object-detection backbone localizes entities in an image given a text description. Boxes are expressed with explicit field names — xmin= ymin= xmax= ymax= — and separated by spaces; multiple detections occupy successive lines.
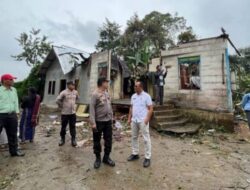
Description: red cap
xmin=1 ymin=74 xmax=17 ymax=81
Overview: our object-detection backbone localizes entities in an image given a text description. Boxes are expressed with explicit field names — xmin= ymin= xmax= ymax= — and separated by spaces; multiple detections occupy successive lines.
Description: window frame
xmin=98 ymin=62 xmax=108 ymax=79
xmin=178 ymin=56 xmax=201 ymax=90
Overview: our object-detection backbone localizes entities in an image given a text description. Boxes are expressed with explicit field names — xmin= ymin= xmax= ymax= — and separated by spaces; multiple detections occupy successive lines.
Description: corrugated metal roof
xmin=40 ymin=45 xmax=89 ymax=75
xmin=54 ymin=46 xmax=89 ymax=74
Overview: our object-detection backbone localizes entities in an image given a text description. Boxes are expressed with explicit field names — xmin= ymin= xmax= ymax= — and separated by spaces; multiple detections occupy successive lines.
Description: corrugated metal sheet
xmin=40 ymin=45 xmax=89 ymax=75
xmin=54 ymin=46 xmax=89 ymax=74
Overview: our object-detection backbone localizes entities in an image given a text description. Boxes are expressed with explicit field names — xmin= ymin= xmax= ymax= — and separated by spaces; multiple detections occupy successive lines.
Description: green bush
xmin=14 ymin=65 xmax=45 ymax=101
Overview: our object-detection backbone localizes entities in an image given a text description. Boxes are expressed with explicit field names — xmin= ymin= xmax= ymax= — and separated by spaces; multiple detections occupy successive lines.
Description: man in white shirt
xmin=127 ymin=81 xmax=153 ymax=167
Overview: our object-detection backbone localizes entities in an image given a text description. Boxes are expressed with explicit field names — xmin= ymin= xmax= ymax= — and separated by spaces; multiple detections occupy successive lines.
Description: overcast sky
xmin=0 ymin=0 xmax=249 ymax=81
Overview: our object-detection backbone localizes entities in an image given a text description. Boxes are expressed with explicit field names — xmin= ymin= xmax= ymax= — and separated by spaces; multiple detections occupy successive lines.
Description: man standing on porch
xmin=56 ymin=81 xmax=78 ymax=147
xmin=127 ymin=81 xmax=153 ymax=168
xmin=89 ymin=78 xmax=115 ymax=169
xmin=155 ymin=65 xmax=167 ymax=105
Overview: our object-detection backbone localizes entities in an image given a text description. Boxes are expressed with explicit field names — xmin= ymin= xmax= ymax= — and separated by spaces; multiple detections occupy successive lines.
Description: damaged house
xmin=149 ymin=34 xmax=237 ymax=130
xmin=40 ymin=46 xmax=130 ymax=106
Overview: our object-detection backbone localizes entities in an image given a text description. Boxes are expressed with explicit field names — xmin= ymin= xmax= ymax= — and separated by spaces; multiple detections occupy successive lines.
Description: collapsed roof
xmin=40 ymin=45 xmax=89 ymax=75
xmin=111 ymin=57 xmax=131 ymax=78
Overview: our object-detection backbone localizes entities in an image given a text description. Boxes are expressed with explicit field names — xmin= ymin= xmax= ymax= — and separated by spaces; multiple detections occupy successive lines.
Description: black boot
xmin=143 ymin=159 xmax=151 ymax=168
xmin=94 ymin=154 xmax=101 ymax=169
xmin=103 ymin=154 xmax=115 ymax=167
xmin=11 ymin=150 xmax=25 ymax=157
xmin=59 ymin=137 xmax=65 ymax=146
xmin=71 ymin=137 xmax=77 ymax=147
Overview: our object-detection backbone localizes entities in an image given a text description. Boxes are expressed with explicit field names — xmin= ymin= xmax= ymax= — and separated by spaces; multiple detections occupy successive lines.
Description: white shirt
xmin=131 ymin=91 xmax=152 ymax=123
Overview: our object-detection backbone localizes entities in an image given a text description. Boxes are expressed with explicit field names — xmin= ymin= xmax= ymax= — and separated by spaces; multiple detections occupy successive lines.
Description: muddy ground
xmin=1 ymin=112 xmax=250 ymax=190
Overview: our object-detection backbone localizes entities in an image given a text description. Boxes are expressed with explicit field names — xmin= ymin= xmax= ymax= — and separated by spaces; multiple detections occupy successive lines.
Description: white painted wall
xmin=43 ymin=59 xmax=90 ymax=106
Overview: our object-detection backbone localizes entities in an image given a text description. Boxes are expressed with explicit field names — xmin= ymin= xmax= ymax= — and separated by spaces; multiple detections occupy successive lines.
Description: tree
xmin=95 ymin=11 xmax=196 ymax=80
xmin=127 ymin=40 xmax=152 ymax=79
xmin=230 ymin=47 xmax=250 ymax=103
xmin=14 ymin=65 xmax=45 ymax=101
xmin=142 ymin=11 xmax=187 ymax=56
xmin=12 ymin=28 xmax=52 ymax=67
xmin=119 ymin=11 xmax=193 ymax=79
xmin=95 ymin=18 xmax=121 ymax=55
xmin=13 ymin=28 xmax=52 ymax=100
xmin=120 ymin=11 xmax=192 ymax=60
xmin=178 ymin=27 xmax=197 ymax=44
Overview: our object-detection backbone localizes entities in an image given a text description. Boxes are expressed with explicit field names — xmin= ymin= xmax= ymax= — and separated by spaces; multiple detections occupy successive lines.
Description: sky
xmin=0 ymin=0 xmax=249 ymax=81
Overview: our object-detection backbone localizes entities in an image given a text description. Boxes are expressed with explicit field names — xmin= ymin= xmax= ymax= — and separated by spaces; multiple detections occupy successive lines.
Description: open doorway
xmin=60 ymin=79 xmax=66 ymax=92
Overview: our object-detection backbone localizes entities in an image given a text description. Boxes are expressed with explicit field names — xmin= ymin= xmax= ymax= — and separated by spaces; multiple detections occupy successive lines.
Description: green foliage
xmin=120 ymin=11 xmax=189 ymax=59
xmin=178 ymin=27 xmax=197 ymax=44
xmin=13 ymin=28 xmax=51 ymax=100
xmin=95 ymin=18 xmax=121 ymax=55
xmin=12 ymin=28 xmax=52 ymax=67
xmin=127 ymin=40 xmax=152 ymax=79
xmin=96 ymin=11 xmax=194 ymax=62
xmin=120 ymin=14 xmax=145 ymax=57
xmin=95 ymin=11 xmax=195 ymax=80
xmin=142 ymin=11 xmax=187 ymax=55
xmin=230 ymin=47 xmax=250 ymax=103
xmin=14 ymin=65 xmax=45 ymax=101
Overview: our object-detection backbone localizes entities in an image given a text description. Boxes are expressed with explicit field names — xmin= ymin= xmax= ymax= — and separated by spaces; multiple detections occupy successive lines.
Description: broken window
xmin=178 ymin=56 xmax=200 ymax=90
xmin=98 ymin=62 xmax=108 ymax=78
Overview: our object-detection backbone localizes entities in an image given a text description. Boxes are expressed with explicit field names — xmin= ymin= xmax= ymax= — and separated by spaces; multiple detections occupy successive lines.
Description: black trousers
xmin=93 ymin=120 xmax=112 ymax=156
xmin=60 ymin=114 xmax=76 ymax=139
xmin=0 ymin=113 xmax=18 ymax=155
xmin=159 ymin=86 xmax=164 ymax=105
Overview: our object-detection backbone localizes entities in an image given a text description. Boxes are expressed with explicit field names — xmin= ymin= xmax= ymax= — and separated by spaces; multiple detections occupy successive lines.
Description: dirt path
xmin=1 ymin=114 xmax=250 ymax=190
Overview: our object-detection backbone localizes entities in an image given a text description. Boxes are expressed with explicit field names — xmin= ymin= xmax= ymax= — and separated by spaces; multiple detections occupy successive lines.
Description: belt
xmin=0 ymin=112 xmax=16 ymax=115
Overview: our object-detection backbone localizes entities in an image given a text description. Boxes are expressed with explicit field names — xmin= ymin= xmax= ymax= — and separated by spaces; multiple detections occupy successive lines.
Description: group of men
xmin=56 ymin=78 xmax=153 ymax=168
xmin=0 ymin=67 xmax=164 ymax=168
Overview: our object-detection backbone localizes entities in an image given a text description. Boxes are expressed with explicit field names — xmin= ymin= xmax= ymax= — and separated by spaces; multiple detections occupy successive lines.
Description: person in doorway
xmin=0 ymin=74 xmax=25 ymax=157
xmin=89 ymin=78 xmax=115 ymax=169
xmin=241 ymin=92 xmax=250 ymax=128
xmin=127 ymin=81 xmax=153 ymax=168
xmin=19 ymin=87 xmax=41 ymax=142
xmin=56 ymin=81 xmax=79 ymax=147
xmin=155 ymin=65 xmax=167 ymax=105
xmin=187 ymin=64 xmax=200 ymax=89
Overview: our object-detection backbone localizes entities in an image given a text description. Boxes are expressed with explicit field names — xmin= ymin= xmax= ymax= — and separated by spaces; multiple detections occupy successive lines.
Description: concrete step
xmin=153 ymin=104 xmax=175 ymax=111
xmin=158 ymin=118 xmax=189 ymax=129
xmin=159 ymin=124 xmax=201 ymax=134
xmin=153 ymin=109 xmax=179 ymax=116
xmin=154 ymin=114 xmax=183 ymax=122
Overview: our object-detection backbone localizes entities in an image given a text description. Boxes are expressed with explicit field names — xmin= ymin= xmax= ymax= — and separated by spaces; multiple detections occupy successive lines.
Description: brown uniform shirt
xmin=89 ymin=89 xmax=113 ymax=126
xmin=56 ymin=89 xmax=79 ymax=115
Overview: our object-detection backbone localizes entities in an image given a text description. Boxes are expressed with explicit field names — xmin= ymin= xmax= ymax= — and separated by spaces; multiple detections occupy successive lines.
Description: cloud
xmin=0 ymin=10 xmax=100 ymax=80
xmin=41 ymin=14 xmax=100 ymax=52
xmin=0 ymin=0 xmax=250 ymax=80
xmin=175 ymin=0 xmax=250 ymax=48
